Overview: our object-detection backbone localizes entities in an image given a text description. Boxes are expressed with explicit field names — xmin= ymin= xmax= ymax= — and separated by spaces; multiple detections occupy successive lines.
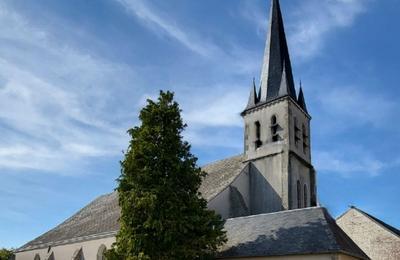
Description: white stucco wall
xmin=288 ymin=101 xmax=311 ymax=163
xmin=242 ymin=97 xmax=315 ymax=213
xmin=15 ymin=236 xmax=115 ymax=260
xmin=207 ymin=165 xmax=251 ymax=219
xmin=289 ymin=155 xmax=311 ymax=209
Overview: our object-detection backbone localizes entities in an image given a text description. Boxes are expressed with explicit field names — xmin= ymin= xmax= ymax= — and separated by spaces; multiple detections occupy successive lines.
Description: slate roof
xmin=219 ymin=207 xmax=369 ymax=259
xmin=17 ymin=154 xmax=246 ymax=252
xmin=244 ymin=0 xmax=304 ymax=113
xmin=199 ymin=154 xmax=245 ymax=201
xmin=17 ymin=192 xmax=120 ymax=252
xmin=260 ymin=0 xmax=296 ymax=102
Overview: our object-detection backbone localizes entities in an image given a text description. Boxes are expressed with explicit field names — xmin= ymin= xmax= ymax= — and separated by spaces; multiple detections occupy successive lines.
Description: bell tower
xmin=242 ymin=0 xmax=317 ymax=213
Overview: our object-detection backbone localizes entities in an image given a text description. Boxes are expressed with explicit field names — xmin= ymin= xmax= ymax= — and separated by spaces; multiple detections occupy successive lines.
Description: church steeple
xmin=241 ymin=0 xmax=316 ymax=213
xmin=245 ymin=0 xmax=297 ymax=112
xmin=260 ymin=0 xmax=296 ymax=101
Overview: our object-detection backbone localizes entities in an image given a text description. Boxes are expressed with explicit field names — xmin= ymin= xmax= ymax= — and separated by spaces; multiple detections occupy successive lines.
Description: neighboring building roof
xmin=16 ymin=154 xmax=246 ymax=252
xmin=338 ymin=206 xmax=400 ymax=238
xmin=219 ymin=207 xmax=369 ymax=259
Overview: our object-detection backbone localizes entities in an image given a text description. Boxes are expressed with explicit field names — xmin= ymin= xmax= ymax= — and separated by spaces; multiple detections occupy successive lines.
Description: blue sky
xmin=0 ymin=0 xmax=399 ymax=248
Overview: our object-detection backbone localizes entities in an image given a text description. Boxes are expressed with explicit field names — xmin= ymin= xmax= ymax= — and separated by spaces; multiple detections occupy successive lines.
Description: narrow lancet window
xmin=255 ymin=121 xmax=262 ymax=148
xmin=304 ymin=184 xmax=308 ymax=207
xmin=294 ymin=117 xmax=300 ymax=147
xmin=297 ymin=180 xmax=301 ymax=208
xmin=97 ymin=245 xmax=107 ymax=260
xmin=271 ymin=115 xmax=279 ymax=142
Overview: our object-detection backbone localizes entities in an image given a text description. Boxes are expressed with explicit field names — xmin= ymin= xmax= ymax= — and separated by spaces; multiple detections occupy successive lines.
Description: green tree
xmin=106 ymin=91 xmax=226 ymax=260
xmin=0 ymin=248 xmax=14 ymax=260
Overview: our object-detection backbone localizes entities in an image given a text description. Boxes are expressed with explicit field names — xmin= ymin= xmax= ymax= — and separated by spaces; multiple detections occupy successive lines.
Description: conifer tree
xmin=107 ymin=91 xmax=226 ymax=260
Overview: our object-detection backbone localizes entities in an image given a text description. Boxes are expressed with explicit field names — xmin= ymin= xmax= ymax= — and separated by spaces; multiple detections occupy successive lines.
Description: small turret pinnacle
xmin=245 ymin=78 xmax=259 ymax=110
xmin=297 ymin=85 xmax=308 ymax=113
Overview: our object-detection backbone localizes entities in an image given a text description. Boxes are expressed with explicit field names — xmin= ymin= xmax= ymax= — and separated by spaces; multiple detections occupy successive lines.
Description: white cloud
xmin=114 ymin=0 xmax=261 ymax=77
xmin=316 ymin=86 xmax=398 ymax=129
xmin=184 ymin=127 xmax=242 ymax=149
xmin=115 ymin=0 xmax=219 ymax=57
xmin=288 ymin=0 xmax=368 ymax=60
xmin=238 ymin=1 xmax=268 ymax=38
xmin=182 ymin=89 xmax=245 ymax=128
xmin=240 ymin=0 xmax=369 ymax=61
xmin=314 ymin=149 xmax=385 ymax=177
xmin=0 ymin=4 xmax=137 ymax=173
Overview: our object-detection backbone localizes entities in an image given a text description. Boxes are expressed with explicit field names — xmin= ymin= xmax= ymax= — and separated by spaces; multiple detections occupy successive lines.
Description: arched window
xmin=255 ymin=121 xmax=262 ymax=148
xmin=34 ymin=254 xmax=41 ymax=260
xmin=72 ymin=248 xmax=84 ymax=260
xmin=304 ymin=184 xmax=308 ymax=208
xmin=271 ymin=115 xmax=277 ymax=125
xmin=97 ymin=245 xmax=107 ymax=260
xmin=45 ymin=252 xmax=54 ymax=260
xmin=271 ymin=115 xmax=278 ymax=142
xmin=297 ymin=180 xmax=301 ymax=208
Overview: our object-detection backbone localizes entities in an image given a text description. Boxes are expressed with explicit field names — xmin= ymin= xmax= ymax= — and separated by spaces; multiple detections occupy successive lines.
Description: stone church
xmin=14 ymin=0 xmax=399 ymax=259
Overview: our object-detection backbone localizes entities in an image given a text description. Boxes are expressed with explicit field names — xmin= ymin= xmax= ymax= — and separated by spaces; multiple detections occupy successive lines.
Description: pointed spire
xmin=297 ymin=84 xmax=308 ymax=113
xmin=245 ymin=78 xmax=259 ymax=110
xmin=260 ymin=0 xmax=296 ymax=102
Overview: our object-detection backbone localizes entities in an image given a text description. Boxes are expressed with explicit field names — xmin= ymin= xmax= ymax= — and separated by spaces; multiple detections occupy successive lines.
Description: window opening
xmin=271 ymin=115 xmax=279 ymax=142
xmin=255 ymin=121 xmax=262 ymax=148
xmin=297 ymin=180 xmax=302 ymax=208
xmin=304 ymin=184 xmax=308 ymax=207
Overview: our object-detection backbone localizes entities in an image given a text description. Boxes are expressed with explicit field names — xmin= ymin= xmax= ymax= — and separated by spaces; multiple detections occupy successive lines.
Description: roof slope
xmin=340 ymin=206 xmax=400 ymax=237
xmin=17 ymin=154 xmax=245 ymax=252
xmin=199 ymin=154 xmax=245 ymax=201
xmin=219 ymin=207 xmax=369 ymax=259
xmin=17 ymin=192 xmax=120 ymax=252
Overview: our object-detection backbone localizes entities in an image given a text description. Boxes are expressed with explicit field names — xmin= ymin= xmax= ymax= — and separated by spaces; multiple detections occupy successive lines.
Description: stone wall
xmin=336 ymin=208 xmax=400 ymax=260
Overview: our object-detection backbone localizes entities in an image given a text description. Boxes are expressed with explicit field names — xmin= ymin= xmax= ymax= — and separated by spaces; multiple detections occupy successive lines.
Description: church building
xmin=14 ymin=1 xmax=399 ymax=259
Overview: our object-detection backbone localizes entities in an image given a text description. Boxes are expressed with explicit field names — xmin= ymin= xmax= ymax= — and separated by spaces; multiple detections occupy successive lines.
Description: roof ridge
xmin=202 ymin=154 xmax=243 ymax=168
xmin=225 ymin=206 xmax=323 ymax=221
